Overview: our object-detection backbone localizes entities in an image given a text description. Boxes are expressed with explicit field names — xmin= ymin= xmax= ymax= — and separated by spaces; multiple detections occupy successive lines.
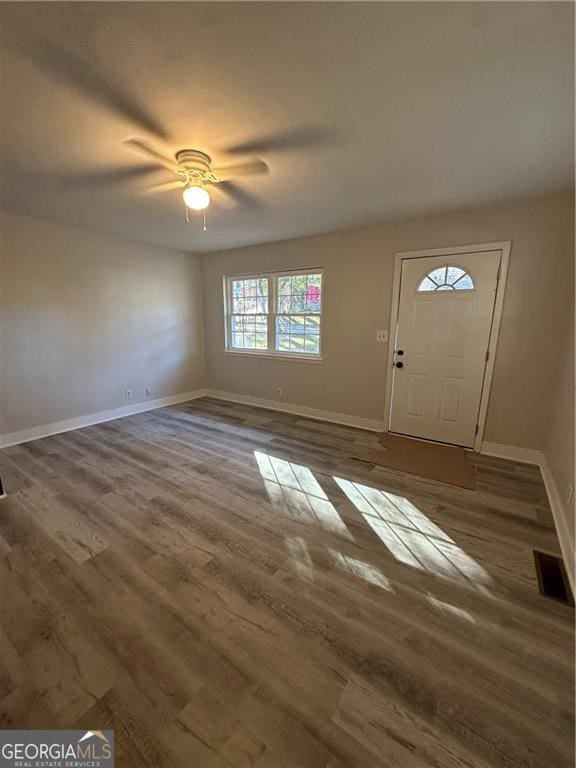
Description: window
xmin=417 ymin=266 xmax=474 ymax=292
xmin=225 ymin=269 xmax=323 ymax=358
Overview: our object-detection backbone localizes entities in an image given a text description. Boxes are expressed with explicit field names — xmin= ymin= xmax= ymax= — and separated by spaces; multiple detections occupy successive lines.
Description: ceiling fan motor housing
xmin=176 ymin=149 xmax=212 ymax=173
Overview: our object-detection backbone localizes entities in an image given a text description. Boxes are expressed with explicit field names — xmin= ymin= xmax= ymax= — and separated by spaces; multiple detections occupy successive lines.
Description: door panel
xmin=406 ymin=374 xmax=426 ymax=417
xmin=389 ymin=251 xmax=500 ymax=447
xmin=439 ymin=377 xmax=463 ymax=422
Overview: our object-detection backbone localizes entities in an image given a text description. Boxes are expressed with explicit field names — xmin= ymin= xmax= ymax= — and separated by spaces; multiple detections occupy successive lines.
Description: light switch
xmin=376 ymin=330 xmax=388 ymax=343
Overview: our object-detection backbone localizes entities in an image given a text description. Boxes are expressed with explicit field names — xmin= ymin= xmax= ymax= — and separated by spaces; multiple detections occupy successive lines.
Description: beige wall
xmin=0 ymin=211 xmax=205 ymax=436
xmin=542 ymin=217 xmax=575 ymax=574
xmin=202 ymin=192 xmax=574 ymax=451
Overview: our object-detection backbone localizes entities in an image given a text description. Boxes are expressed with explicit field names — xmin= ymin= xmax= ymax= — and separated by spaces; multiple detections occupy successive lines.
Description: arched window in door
xmin=417 ymin=266 xmax=475 ymax=292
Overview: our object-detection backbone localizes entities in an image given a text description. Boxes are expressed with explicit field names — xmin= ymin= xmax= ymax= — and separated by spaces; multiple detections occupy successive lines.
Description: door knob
xmin=395 ymin=361 xmax=404 ymax=369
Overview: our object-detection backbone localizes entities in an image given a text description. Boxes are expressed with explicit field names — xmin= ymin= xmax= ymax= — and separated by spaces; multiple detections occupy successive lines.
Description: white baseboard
xmin=205 ymin=389 xmax=385 ymax=432
xmin=539 ymin=455 xmax=575 ymax=597
xmin=481 ymin=441 xmax=574 ymax=596
xmin=0 ymin=388 xmax=209 ymax=449
xmin=479 ymin=441 xmax=543 ymax=465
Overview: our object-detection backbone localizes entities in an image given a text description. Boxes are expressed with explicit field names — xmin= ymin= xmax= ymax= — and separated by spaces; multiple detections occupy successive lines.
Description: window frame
xmin=224 ymin=268 xmax=324 ymax=361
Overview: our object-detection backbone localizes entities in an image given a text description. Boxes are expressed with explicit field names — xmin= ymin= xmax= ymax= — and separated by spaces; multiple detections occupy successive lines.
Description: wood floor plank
xmin=0 ymin=398 xmax=573 ymax=766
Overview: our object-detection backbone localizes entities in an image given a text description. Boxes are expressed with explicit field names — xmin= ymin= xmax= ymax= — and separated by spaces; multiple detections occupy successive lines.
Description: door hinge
xmin=496 ymin=264 xmax=501 ymax=282
xmin=475 ymin=424 xmax=479 ymax=435
xmin=485 ymin=348 xmax=490 ymax=362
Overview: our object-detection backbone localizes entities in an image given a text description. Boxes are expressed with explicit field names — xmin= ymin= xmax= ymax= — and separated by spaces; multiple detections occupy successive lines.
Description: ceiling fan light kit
xmin=175 ymin=150 xmax=214 ymax=224
xmin=183 ymin=184 xmax=210 ymax=211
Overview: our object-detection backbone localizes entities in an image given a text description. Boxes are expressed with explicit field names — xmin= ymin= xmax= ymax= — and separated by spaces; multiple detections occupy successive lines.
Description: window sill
xmin=223 ymin=350 xmax=324 ymax=364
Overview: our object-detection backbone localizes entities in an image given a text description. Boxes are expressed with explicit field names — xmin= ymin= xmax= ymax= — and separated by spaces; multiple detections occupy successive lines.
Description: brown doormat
xmin=351 ymin=433 xmax=476 ymax=489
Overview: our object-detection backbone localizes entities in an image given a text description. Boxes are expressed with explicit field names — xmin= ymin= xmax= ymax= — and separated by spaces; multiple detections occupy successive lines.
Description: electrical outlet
xmin=276 ymin=387 xmax=283 ymax=397
xmin=566 ymin=484 xmax=573 ymax=505
xmin=376 ymin=330 xmax=388 ymax=343
xmin=125 ymin=389 xmax=133 ymax=400
xmin=145 ymin=386 xmax=152 ymax=397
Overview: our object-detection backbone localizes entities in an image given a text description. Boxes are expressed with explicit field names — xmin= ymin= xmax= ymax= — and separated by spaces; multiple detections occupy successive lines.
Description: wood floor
xmin=0 ymin=397 xmax=573 ymax=767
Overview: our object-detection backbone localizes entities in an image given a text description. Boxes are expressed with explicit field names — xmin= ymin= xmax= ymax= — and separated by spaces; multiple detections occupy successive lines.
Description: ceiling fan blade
xmin=143 ymin=179 xmax=184 ymax=194
xmin=209 ymin=185 xmax=235 ymax=210
xmin=56 ymin=164 xmax=161 ymax=190
xmin=212 ymin=160 xmax=268 ymax=181
xmin=28 ymin=39 xmax=168 ymax=140
xmin=221 ymin=126 xmax=335 ymax=156
xmin=216 ymin=181 xmax=262 ymax=209
xmin=124 ymin=139 xmax=178 ymax=172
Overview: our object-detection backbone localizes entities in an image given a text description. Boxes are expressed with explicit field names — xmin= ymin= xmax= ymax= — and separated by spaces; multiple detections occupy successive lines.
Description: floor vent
xmin=533 ymin=551 xmax=574 ymax=606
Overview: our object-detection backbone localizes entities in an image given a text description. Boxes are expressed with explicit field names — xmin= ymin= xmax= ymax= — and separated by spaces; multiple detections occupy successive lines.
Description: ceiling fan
xmin=23 ymin=38 xmax=339 ymax=225
xmin=125 ymin=139 xmax=269 ymax=218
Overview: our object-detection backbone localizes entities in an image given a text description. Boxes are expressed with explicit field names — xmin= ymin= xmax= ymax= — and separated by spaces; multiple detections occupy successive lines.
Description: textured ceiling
xmin=0 ymin=2 xmax=573 ymax=252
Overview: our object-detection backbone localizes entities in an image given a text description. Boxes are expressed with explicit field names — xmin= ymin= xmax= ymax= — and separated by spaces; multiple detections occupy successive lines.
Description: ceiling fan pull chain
xmin=203 ymin=208 xmax=207 ymax=232
xmin=185 ymin=203 xmax=190 ymax=224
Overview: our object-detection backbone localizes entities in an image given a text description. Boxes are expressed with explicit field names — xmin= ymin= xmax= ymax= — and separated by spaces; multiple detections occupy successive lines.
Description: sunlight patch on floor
xmin=333 ymin=477 xmax=492 ymax=591
xmin=285 ymin=536 xmax=314 ymax=581
xmin=254 ymin=451 xmax=353 ymax=540
xmin=328 ymin=549 xmax=392 ymax=591
xmin=426 ymin=594 xmax=476 ymax=623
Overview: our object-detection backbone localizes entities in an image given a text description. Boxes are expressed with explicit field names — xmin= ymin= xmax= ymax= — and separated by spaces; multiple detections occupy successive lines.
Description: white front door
xmin=389 ymin=251 xmax=501 ymax=448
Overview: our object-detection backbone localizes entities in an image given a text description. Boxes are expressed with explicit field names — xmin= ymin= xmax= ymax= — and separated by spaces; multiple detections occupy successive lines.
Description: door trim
xmin=383 ymin=241 xmax=511 ymax=452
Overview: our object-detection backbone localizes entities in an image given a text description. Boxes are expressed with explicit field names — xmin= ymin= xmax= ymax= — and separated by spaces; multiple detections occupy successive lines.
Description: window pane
xmin=276 ymin=315 xmax=290 ymax=333
xmin=305 ymin=274 xmax=322 ymax=312
xmin=278 ymin=295 xmax=291 ymax=313
xmin=276 ymin=273 xmax=322 ymax=314
xmin=244 ymin=296 xmax=257 ymax=313
xmin=305 ymin=315 xmax=320 ymax=333
xmin=291 ymin=274 xmax=308 ymax=296
xmin=446 ymin=266 xmax=465 ymax=285
xmin=232 ymin=278 xmax=268 ymax=314
xmin=278 ymin=276 xmax=291 ymax=296
xmin=275 ymin=314 xmax=321 ymax=355
xmin=255 ymin=333 xmax=268 ymax=349
xmin=289 ymin=316 xmax=305 ymax=333
xmin=427 ymin=267 xmax=446 ymax=285
xmin=288 ymin=335 xmax=306 ymax=352
xmin=277 ymin=335 xmax=290 ymax=351
xmin=417 ymin=277 xmax=437 ymax=292
xmin=304 ymin=335 xmax=320 ymax=354
xmin=230 ymin=315 xmax=268 ymax=349
xmin=453 ymin=273 xmax=474 ymax=290
xmin=291 ymin=292 xmax=306 ymax=312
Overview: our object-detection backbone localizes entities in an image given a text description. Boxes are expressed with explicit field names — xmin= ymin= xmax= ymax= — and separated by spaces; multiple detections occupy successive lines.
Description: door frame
xmin=383 ymin=241 xmax=511 ymax=452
